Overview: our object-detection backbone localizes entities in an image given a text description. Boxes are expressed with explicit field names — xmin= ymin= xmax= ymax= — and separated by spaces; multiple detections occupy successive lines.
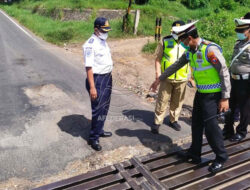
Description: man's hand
xmin=90 ymin=87 xmax=97 ymax=101
xmin=150 ymin=78 xmax=160 ymax=92
xmin=219 ymin=98 xmax=229 ymax=112
xmin=189 ymin=78 xmax=196 ymax=88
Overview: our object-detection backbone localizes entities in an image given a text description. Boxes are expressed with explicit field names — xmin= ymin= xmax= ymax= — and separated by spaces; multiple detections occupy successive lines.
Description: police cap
xmin=172 ymin=20 xmax=199 ymax=41
xmin=234 ymin=12 xmax=250 ymax=33
xmin=94 ymin=17 xmax=111 ymax=32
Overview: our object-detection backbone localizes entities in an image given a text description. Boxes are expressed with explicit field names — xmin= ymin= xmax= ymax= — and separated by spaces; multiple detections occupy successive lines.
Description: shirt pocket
xmin=95 ymin=47 xmax=106 ymax=57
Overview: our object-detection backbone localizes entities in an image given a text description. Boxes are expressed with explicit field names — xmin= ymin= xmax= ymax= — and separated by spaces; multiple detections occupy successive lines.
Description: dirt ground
xmin=69 ymin=36 xmax=196 ymax=110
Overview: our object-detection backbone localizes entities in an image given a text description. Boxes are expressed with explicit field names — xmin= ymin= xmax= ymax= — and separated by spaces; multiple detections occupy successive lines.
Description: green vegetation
xmin=0 ymin=0 xmax=249 ymax=63
xmin=142 ymin=41 xmax=158 ymax=54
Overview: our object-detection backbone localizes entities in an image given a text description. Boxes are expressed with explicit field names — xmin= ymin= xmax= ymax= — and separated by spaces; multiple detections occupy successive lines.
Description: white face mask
xmin=98 ymin=32 xmax=108 ymax=40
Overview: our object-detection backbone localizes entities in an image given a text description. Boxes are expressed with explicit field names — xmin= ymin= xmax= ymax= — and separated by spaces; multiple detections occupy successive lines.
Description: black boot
xmin=169 ymin=121 xmax=181 ymax=131
xmin=151 ymin=124 xmax=160 ymax=134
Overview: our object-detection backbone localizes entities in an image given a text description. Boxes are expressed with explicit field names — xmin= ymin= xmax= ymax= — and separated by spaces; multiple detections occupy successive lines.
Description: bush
xmin=220 ymin=0 xmax=235 ymax=10
xmin=181 ymin=0 xmax=209 ymax=9
xmin=234 ymin=0 xmax=250 ymax=6
xmin=135 ymin=0 xmax=149 ymax=5
xmin=46 ymin=27 xmax=74 ymax=43
xmin=198 ymin=12 xmax=235 ymax=63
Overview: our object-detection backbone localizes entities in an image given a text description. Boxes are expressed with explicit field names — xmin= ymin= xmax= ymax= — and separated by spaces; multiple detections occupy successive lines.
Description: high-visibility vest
xmin=161 ymin=36 xmax=189 ymax=80
xmin=188 ymin=41 xmax=222 ymax=93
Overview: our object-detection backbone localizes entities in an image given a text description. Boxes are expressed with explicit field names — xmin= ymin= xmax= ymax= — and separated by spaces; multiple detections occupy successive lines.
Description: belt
xmin=94 ymin=72 xmax=111 ymax=76
xmin=231 ymin=73 xmax=249 ymax=80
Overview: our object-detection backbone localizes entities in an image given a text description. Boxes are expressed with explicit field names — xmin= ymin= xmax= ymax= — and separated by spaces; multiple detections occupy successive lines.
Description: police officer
xmin=150 ymin=21 xmax=231 ymax=173
xmin=223 ymin=12 xmax=250 ymax=142
xmin=152 ymin=20 xmax=189 ymax=133
xmin=83 ymin=17 xmax=113 ymax=151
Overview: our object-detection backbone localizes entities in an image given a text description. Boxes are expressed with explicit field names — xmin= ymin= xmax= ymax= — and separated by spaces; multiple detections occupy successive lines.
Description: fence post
xmin=134 ymin=10 xmax=140 ymax=35
xmin=155 ymin=18 xmax=159 ymax=41
xmin=158 ymin=17 xmax=162 ymax=42
xmin=122 ymin=0 xmax=132 ymax=32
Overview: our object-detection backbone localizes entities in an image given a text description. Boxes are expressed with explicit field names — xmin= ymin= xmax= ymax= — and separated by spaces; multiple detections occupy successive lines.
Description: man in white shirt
xmin=83 ymin=17 xmax=113 ymax=151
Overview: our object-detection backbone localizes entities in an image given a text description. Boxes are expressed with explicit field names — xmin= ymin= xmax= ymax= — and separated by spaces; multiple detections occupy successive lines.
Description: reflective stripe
xmin=196 ymin=83 xmax=221 ymax=90
xmin=191 ymin=65 xmax=213 ymax=71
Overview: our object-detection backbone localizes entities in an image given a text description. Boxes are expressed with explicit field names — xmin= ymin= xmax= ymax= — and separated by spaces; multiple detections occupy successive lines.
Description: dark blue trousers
xmin=86 ymin=73 xmax=112 ymax=141
xmin=190 ymin=92 xmax=228 ymax=162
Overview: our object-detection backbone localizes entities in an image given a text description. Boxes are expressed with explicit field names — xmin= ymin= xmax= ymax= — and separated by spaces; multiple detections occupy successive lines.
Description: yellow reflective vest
xmin=188 ymin=41 xmax=222 ymax=93
xmin=161 ymin=36 xmax=189 ymax=80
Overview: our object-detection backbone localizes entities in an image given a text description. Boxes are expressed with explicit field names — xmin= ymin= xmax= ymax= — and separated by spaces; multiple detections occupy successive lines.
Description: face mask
xmin=180 ymin=42 xmax=190 ymax=51
xmin=236 ymin=32 xmax=247 ymax=40
xmin=98 ymin=32 xmax=108 ymax=40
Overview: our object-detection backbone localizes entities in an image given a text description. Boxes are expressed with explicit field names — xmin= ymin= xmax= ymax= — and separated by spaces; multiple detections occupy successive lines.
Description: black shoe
xmin=177 ymin=150 xmax=201 ymax=164
xmin=99 ymin=131 xmax=112 ymax=138
xmin=208 ymin=161 xmax=224 ymax=174
xmin=223 ymin=133 xmax=234 ymax=140
xmin=230 ymin=133 xmax=245 ymax=142
xmin=88 ymin=140 xmax=102 ymax=151
xmin=169 ymin=121 xmax=181 ymax=131
xmin=151 ymin=124 xmax=160 ymax=134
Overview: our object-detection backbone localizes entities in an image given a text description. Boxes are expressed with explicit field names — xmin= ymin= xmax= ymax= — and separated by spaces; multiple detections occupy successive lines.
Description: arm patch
xmin=88 ymin=38 xmax=94 ymax=44
xmin=207 ymin=51 xmax=219 ymax=64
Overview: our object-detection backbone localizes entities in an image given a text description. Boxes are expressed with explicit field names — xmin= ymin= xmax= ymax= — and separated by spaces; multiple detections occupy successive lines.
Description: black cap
xmin=172 ymin=20 xmax=185 ymax=27
xmin=94 ymin=17 xmax=111 ymax=32
xmin=243 ymin=12 xmax=250 ymax=19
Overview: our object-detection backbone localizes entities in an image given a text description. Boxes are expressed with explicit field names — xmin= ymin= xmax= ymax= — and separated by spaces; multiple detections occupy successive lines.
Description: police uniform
xmin=159 ymin=21 xmax=231 ymax=173
xmin=224 ymin=15 xmax=250 ymax=141
xmin=154 ymin=35 xmax=189 ymax=128
xmin=83 ymin=18 xmax=113 ymax=151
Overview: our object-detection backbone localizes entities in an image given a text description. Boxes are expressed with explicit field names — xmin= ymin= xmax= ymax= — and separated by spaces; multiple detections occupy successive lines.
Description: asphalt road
xmin=0 ymin=10 xmax=191 ymax=184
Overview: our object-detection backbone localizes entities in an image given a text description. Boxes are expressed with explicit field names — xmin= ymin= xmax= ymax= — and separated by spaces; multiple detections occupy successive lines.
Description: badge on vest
xmin=196 ymin=51 xmax=203 ymax=64
xmin=167 ymin=40 xmax=174 ymax=48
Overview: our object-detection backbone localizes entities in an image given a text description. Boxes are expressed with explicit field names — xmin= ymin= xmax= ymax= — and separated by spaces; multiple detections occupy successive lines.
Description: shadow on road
xmin=116 ymin=109 xmax=180 ymax=152
xmin=122 ymin=109 xmax=153 ymax=128
xmin=57 ymin=114 xmax=90 ymax=142
xmin=122 ymin=108 xmax=192 ymax=128
xmin=115 ymin=128 xmax=180 ymax=152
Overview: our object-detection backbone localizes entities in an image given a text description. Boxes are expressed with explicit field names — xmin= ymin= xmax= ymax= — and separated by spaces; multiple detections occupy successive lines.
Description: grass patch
xmin=142 ymin=41 xmax=157 ymax=54
xmin=0 ymin=0 xmax=249 ymax=63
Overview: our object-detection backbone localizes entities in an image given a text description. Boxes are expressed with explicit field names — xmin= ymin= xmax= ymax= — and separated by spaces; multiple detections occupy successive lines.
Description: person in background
xmin=151 ymin=20 xmax=190 ymax=134
xmin=223 ymin=12 xmax=250 ymax=142
xmin=83 ymin=17 xmax=113 ymax=151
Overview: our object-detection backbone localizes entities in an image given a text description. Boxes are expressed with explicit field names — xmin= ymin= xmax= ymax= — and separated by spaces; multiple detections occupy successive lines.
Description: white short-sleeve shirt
xmin=83 ymin=34 xmax=113 ymax=74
